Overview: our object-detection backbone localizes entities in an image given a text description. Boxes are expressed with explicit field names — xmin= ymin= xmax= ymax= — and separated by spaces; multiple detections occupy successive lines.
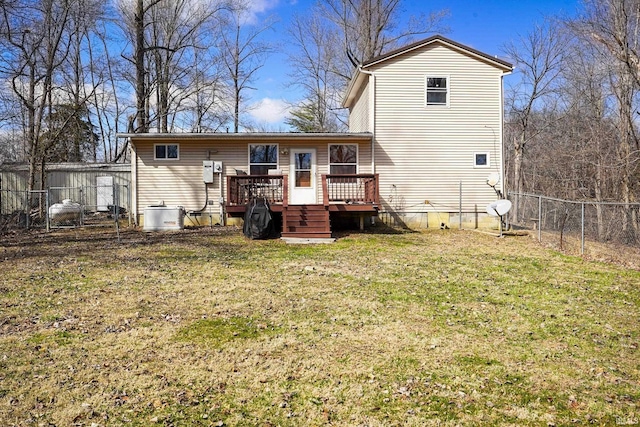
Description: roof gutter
xmin=116 ymin=132 xmax=372 ymax=142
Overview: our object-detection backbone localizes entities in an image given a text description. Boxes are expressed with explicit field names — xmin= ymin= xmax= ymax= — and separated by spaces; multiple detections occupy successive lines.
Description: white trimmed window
xmin=474 ymin=152 xmax=490 ymax=168
xmin=249 ymin=144 xmax=278 ymax=175
xmin=154 ymin=143 xmax=179 ymax=160
xmin=425 ymin=76 xmax=449 ymax=106
xmin=329 ymin=144 xmax=357 ymax=174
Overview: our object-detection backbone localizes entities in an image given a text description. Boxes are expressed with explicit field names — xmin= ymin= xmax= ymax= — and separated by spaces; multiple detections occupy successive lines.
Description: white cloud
xmin=249 ymin=98 xmax=290 ymax=124
xmin=240 ymin=0 xmax=280 ymax=25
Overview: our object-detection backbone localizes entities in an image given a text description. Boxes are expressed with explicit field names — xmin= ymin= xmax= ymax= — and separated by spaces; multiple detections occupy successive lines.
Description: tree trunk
xmin=615 ymin=69 xmax=635 ymax=240
xmin=135 ymin=0 xmax=147 ymax=133
xmin=512 ymin=134 xmax=525 ymax=221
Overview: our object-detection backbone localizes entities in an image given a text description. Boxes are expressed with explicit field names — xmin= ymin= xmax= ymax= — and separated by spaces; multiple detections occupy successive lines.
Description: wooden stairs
xmin=281 ymin=205 xmax=332 ymax=239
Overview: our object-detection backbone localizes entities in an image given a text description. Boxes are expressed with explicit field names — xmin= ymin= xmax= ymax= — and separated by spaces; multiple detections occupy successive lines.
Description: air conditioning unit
xmin=143 ymin=205 xmax=185 ymax=231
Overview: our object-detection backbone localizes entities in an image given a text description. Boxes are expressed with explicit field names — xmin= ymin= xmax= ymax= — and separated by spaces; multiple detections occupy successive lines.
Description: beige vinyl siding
xmin=136 ymin=140 xmax=250 ymax=213
xmin=348 ymin=78 xmax=370 ymax=132
xmin=368 ymin=43 xmax=505 ymax=213
xmin=134 ymin=137 xmax=373 ymax=215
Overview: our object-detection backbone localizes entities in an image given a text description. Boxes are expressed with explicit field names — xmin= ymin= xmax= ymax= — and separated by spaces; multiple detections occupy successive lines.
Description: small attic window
xmin=154 ymin=143 xmax=179 ymax=160
xmin=426 ymin=76 xmax=449 ymax=106
xmin=474 ymin=152 xmax=489 ymax=168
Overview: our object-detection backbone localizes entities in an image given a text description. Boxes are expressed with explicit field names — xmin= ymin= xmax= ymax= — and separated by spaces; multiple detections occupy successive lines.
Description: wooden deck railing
xmin=227 ymin=173 xmax=378 ymax=206
xmin=323 ymin=174 xmax=379 ymax=205
xmin=227 ymin=175 xmax=285 ymax=206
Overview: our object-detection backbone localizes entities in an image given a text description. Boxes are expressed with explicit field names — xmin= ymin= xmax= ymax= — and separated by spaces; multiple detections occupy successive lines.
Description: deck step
xmin=286 ymin=226 xmax=330 ymax=233
xmin=281 ymin=231 xmax=333 ymax=239
xmin=285 ymin=219 xmax=327 ymax=225
xmin=282 ymin=204 xmax=332 ymax=239
xmin=286 ymin=204 xmax=327 ymax=210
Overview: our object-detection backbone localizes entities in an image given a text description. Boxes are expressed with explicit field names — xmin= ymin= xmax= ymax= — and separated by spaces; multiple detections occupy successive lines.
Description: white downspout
xmin=499 ymin=71 xmax=511 ymax=198
xmin=129 ymin=137 xmax=139 ymax=226
xmin=358 ymin=68 xmax=377 ymax=226
xmin=500 ymin=75 xmax=505 ymax=197
xmin=359 ymin=68 xmax=376 ymax=173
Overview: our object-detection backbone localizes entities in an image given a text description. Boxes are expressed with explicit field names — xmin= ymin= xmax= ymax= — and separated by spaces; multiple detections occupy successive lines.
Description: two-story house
xmin=121 ymin=35 xmax=513 ymax=238
xmin=343 ymin=35 xmax=513 ymax=229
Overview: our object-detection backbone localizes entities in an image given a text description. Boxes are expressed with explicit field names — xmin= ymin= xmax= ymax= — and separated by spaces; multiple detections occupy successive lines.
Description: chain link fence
xmin=508 ymin=192 xmax=640 ymax=256
xmin=1 ymin=184 xmax=131 ymax=232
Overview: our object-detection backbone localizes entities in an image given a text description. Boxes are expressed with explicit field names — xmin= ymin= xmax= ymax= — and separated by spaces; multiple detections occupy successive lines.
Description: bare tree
xmin=286 ymin=13 xmax=341 ymax=132
xmin=88 ymin=15 xmax=131 ymax=162
xmin=0 ymin=0 xmax=74 ymax=191
xmin=580 ymin=0 xmax=640 ymax=87
xmin=115 ymin=0 xmax=160 ymax=133
xmin=179 ymin=44 xmax=230 ymax=132
xmin=573 ymin=0 xmax=640 ymax=238
xmin=319 ymin=0 xmax=449 ymax=80
xmin=148 ymin=0 xmax=225 ymax=132
xmin=117 ymin=0 xmax=227 ymax=134
xmin=287 ymin=0 xmax=448 ymax=132
xmin=56 ymin=0 xmax=105 ymax=162
xmin=219 ymin=0 xmax=275 ymax=133
xmin=503 ymin=20 xmax=567 ymax=218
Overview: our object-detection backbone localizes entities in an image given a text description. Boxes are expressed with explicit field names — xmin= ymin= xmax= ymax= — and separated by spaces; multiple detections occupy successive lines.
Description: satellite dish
xmin=487 ymin=172 xmax=500 ymax=187
xmin=486 ymin=199 xmax=512 ymax=217
xmin=486 ymin=199 xmax=512 ymax=237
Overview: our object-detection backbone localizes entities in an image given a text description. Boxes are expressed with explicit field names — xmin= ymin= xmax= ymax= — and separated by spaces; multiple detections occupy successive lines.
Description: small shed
xmin=0 ymin=162 xmax=131 ymax=216
xmin=0 ymin=162 xmax=131 ymax=191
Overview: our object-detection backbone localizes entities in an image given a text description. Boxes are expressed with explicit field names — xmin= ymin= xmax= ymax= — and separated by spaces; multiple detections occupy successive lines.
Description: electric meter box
xmin=213 ymin=161 xmax=223 ymax=173
xmin=203 ymin=160 xmax=214 ymax=183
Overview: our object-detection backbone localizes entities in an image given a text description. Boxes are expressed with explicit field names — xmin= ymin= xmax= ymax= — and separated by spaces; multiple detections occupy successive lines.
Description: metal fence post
xmin=114 ymin=183 xmax=121 ymax=241
xmin=46 ymin=190 xmax=50 ymax=232
xmin=581 ymin=202 xmax=585 ymax=255
xmin=79 ymin=186 xmax=85 ymax=226
xmin=127 ymin=184 xmax=132 ymax=226
xmin=538 ymin=195 xmax=542 ymax=242
xmin=25 ymin=191 xmax=30 ymax=229
xmin=459 ymin=181 xmax=462 ymax=230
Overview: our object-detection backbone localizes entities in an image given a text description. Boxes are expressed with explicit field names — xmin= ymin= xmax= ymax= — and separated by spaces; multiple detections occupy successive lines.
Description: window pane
xmin=250 ymin=145 xmax=277 ymax=163
xmin=427 ymin=91 xmax=447 ymax=105
xmin=295 ymin=153 xmax=311 ymax=169
xmin=295 ymin=171 xmax=311 ymax=187
xmin=330 ymin=145 xmax=357 ymax=163
xmin=427 ymin=77 xmax=447 ymax=88
xmin=155 ymin=145 xmax=166 ymax=159
xmin=167 ymin=144 xmax=178 ymax=158
xmin=426 ymin=77 xmax=448 ymax=105
xmin=475 ymin=153 xmax=488 ymax=166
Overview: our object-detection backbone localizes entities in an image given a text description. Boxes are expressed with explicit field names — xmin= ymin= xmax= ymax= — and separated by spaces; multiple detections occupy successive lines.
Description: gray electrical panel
xmin=203 ymin=160 xmax=214 ymax=183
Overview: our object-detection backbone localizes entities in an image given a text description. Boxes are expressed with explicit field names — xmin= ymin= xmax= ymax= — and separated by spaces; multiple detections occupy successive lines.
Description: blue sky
xmin=245 ymin=0 xmax=583 ymax=129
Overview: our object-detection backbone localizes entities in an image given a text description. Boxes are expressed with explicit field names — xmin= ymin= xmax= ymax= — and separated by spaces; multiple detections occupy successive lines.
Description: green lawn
xmin=1 ymin=227 xmax=638 ymax=426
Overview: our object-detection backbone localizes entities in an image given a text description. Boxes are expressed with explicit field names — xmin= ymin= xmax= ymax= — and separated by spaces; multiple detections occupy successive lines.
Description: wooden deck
xmin=226 ymin=174 xmax=379 ymax=238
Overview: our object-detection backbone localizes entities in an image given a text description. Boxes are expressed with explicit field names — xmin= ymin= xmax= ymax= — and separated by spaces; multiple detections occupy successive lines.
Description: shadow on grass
xmin=0 ymin=226 xmax=245 ymax=260
xmin=333 ymin=222 xmax=420 ymax=238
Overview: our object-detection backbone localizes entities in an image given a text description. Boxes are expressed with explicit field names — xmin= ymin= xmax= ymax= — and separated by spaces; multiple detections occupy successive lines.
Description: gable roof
xmin=363 ymin=34 xmax=513 ymax=69
xmin=343 ymin=35 xmax=513 ymax=108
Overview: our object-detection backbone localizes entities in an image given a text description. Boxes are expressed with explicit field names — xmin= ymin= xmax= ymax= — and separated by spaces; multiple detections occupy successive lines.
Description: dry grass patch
xmin=1 ymin=227 xmax=639 ymax=426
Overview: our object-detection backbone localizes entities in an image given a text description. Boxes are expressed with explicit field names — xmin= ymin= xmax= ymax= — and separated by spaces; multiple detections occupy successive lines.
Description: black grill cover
xmin=243 ymin=197 xmax=274 ymax=239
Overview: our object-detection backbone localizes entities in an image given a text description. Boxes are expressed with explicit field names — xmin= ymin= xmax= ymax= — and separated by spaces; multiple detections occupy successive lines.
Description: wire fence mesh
xmin=508 ymin=192 xmax=640 ymax=256
xmin=1 ymin=184 xmax=131 ymax=232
